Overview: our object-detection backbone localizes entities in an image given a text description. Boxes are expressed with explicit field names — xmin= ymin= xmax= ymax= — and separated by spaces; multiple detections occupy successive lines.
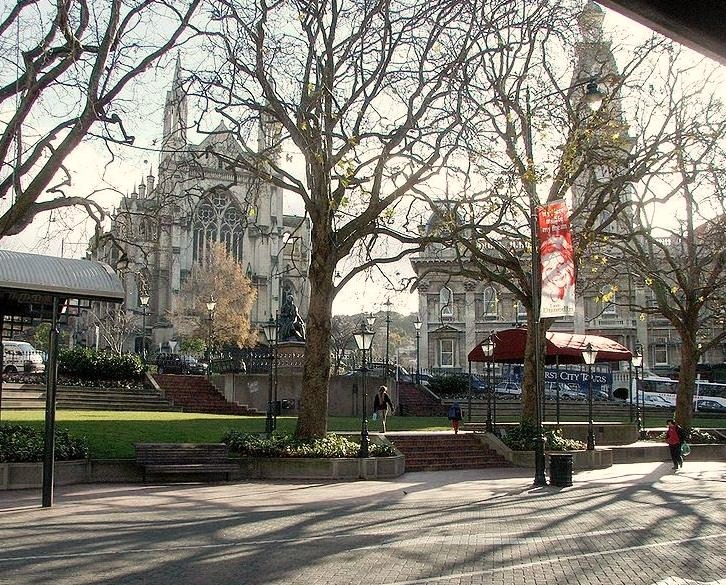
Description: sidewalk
xmin=0 ymin=461 xmax=724 ymax=585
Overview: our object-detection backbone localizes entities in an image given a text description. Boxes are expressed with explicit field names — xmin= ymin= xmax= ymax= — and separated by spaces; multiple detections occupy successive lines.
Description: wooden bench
xmin=134 ymin=443 xmax=237 ymax=481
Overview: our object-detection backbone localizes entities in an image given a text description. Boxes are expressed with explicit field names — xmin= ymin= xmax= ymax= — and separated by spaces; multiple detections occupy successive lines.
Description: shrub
xmin=222 ymin=431 xmax=397 ymax=458
xmin=0 ymin=424 xmax=89 ymax=462
xmin=59 ymin=347 xmax=145 ymax=380
xmin=500 ymin=422 xmax=586 ymax=451
xmin=428 ymin=374 xmax=469 ymax=397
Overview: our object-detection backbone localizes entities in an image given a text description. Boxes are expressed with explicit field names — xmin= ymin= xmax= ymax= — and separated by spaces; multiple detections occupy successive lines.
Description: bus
xmin=640 ymin=376 xmax=726 ymax=411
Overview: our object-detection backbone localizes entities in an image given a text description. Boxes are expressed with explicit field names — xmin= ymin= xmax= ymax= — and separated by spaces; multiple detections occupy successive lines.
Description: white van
xmin=2 ymin=341 xmax=46 ymax=374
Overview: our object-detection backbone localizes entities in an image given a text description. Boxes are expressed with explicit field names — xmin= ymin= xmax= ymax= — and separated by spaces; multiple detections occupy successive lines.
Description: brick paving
xmin=0 ymin=462 xmax=724 ymax=585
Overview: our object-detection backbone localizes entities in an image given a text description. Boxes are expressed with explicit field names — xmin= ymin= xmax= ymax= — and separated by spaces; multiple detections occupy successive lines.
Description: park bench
xmin=134 ymin=443 xmax=237 ymax=481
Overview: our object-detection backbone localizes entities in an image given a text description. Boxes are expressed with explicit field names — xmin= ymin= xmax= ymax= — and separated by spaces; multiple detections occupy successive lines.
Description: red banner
xmin=538 ymin=200 xmax=575 ymax=319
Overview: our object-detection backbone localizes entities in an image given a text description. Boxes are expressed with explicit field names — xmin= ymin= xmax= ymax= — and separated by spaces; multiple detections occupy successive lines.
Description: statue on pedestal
xmin=278 ymin=289 xmax=306 ymax=342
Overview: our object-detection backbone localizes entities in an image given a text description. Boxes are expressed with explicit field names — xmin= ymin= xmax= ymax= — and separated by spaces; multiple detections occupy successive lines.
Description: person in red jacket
xmin=665 ymin=419 xmax=685 ymax=471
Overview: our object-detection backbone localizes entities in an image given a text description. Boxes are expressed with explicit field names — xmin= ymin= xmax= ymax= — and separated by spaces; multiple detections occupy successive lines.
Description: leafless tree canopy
xmin=185 ymin=0 xmax=521 ymax=437
xmin=0 ymin=0 xmax=202 ymax=239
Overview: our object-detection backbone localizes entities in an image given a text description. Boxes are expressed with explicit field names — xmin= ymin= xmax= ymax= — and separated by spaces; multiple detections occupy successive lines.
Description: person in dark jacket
xmin=373 ymin=386 xmax=394 ymax=433
xmin=665 ymin=419 xmax=685 ymax=470
xmin=448 ymin=402 xmax=463 ymax=434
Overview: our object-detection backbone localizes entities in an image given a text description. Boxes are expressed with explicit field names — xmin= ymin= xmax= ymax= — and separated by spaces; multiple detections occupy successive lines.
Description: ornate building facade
xmin=92 ymin=60 xmax=311 ymax=353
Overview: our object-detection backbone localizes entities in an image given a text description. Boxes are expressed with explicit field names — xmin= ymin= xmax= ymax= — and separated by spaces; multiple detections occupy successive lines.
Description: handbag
xmin=681 ymin=442 xmax=691 ymax=457
xmin=372 ymin=412 xmax=378 ymax=421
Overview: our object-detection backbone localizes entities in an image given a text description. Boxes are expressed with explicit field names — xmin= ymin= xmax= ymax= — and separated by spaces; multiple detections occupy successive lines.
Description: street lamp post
xmin=582 ymin=342 xmax=598 ymax=451
xmin=354 ymin=317 xmax=376 ymax=458
xmin=413 ymin=317 xmax=422 ymax=385
xmin=481 ymin=335 xmax=495 ymax=433
xmin=263 ymin=316 xmax=277 ymax=437
xmin=384 ymin=298 xmax=392 ymax=371
xmin=525 ymin=79 xmax=605 ymax=485
xmin=206 ymin=297 xmax=216 ymax=378
xmin=139 ymin=294 xmax=149 ymax=363
xmin=632 ymin=345 xmax=643 ymax=438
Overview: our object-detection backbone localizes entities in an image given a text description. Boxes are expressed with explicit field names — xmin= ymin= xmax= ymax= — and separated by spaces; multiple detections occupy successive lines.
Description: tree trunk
xmin=295 ymin=219 xmax=336 ymax=439
xmin=676 ymin=330 xmax=697 ymax=429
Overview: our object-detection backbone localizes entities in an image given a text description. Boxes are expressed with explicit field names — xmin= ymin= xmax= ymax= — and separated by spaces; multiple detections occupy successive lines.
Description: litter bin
xmin=549 ymin=453 xmax=573 ymax=487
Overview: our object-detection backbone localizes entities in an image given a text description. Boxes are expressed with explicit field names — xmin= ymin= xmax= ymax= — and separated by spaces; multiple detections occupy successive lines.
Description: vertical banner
xmin=538 ymin=199 xmax=575 ymax=319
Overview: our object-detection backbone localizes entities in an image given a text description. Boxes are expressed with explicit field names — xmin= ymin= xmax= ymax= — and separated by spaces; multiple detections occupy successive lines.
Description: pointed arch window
xmin=439 ymin=286 xmax=453 ymax=320
xmin=483 ymin=286 xmax=498 ymax=319
xmin=192 ymin=187 xmax=246 ymax=262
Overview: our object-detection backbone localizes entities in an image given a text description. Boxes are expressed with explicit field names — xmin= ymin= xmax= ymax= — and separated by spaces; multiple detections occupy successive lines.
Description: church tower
xmin=161 ymin=56 xmax=188 ymax=170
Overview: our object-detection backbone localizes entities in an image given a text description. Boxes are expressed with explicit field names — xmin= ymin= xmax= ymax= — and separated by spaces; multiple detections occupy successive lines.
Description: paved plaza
xmin=0 ymin=461 xmax=724 ymax=585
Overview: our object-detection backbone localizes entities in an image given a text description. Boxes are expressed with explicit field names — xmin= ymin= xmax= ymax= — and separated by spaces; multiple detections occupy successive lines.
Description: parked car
xmin=155 ymin=353 xmax=208 ymax=375
xmin=2 ymin=341 xmax=46 ymax=374
xmin=693 ymin=398 xmax=726 ymax=413
xmin=495 ymin=381 xmax=522 ymax=397
xmin=544 ymin=382 xmax=586 ymax=400
xmin=344 ymin=363 xmax=412 ymax=382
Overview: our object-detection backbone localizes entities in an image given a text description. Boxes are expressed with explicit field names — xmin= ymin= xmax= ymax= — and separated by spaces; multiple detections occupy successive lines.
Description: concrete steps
xmin=152 ymin=374 xmax=258 ymax=416
xmin=1 ymin=383 xmax=178 ymax=411
xmin=397 ymin=383 xmax=446 ymax=417
xmin=388 ymin=433 xmax=511 ymax=472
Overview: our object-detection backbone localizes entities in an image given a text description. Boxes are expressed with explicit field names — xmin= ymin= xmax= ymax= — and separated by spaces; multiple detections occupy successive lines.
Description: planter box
xmin=0 ymin=460 xmax=89 ymax=490
xmin=235 ymin=454 xmax=405 ymax=480
xmin=476 ymin=434 xmax=613 ymax=470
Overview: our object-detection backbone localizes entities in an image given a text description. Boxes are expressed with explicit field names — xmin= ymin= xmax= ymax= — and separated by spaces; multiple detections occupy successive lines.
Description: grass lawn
xmin=2 ymin=411 xmax=450 ymax=459
xmin=2 ymin=410 xmax=721 ymax=459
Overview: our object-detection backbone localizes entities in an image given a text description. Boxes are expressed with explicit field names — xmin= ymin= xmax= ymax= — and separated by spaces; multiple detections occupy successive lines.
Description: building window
xmin=483 ymin=286 xmax=498 ymax=318
xmin=601 ymin=285 xmax=617 ymax=316
xmin=440 ymin=286 xmax=453 ymax=320
xmin=440 ymin=339 xmax=454 ymax=367
xmin=192 ymin=188 xmax=245 ymax=262
xmin=654 ymin=338 xmax=668 ymax=365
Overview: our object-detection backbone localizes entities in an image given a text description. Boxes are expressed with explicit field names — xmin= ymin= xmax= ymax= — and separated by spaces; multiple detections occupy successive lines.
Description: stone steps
xmin=397 ymin=383 xmax=446 ymax=417
xmin=1 ymin=383 xmax=178 ymax=411
xmin=153 ymin=374 xmax=258 ymax=416
xmin=388 ymin=433 xmax=511 ymax=472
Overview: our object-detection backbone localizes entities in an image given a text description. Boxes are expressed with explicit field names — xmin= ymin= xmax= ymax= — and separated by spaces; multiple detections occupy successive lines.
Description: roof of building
xmin=0 ymin=250 xmax=125 ymax=303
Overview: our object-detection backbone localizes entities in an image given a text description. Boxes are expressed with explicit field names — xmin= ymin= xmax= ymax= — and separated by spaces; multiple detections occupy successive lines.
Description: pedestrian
xmin=373 ymin=385 xmax=394 ymax=433
xmin=665 ymin=418 xmax=685 ymax=471
xmin=447 ymin=401 xmax=463 ymax=434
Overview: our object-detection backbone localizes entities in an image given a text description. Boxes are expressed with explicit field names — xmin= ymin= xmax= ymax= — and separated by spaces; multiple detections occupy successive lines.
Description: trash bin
xmin=549 ymin=453 xmax=573 ymax=487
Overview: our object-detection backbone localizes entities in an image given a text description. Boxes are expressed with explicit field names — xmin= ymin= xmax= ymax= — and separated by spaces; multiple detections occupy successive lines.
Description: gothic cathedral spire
xmin=161 ymin=55 xmax=188 ymax=164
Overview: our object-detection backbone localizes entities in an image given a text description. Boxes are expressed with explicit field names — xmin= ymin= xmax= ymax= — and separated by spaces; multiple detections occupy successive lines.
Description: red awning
xmin=467 ymin=328 xmax=632 ymax=364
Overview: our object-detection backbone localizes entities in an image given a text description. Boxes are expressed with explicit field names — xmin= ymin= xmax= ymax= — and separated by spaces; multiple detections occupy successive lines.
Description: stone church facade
xmin=91 ymin=60 xmax=311 ymax=353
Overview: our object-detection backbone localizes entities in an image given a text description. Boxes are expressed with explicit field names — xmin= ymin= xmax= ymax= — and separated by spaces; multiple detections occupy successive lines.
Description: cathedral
xmin=91 ymin=59 xmax=311 ymax=353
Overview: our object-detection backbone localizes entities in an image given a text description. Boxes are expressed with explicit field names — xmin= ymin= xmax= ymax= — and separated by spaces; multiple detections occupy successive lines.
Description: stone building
xmin=90 ymin=59 xmax=311 ymax=353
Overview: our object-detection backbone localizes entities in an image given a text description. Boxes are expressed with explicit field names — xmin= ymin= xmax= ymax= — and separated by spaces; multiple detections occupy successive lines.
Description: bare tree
xmin=191 ymin=0 xmax=500 ymax=437
xmin=595 ymin=57 xmax=726 ymax=428
xmin=0 ymin=0 xmax=202 ymax=239
xmin=92 ymin=307 xmax=138 ymax=355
